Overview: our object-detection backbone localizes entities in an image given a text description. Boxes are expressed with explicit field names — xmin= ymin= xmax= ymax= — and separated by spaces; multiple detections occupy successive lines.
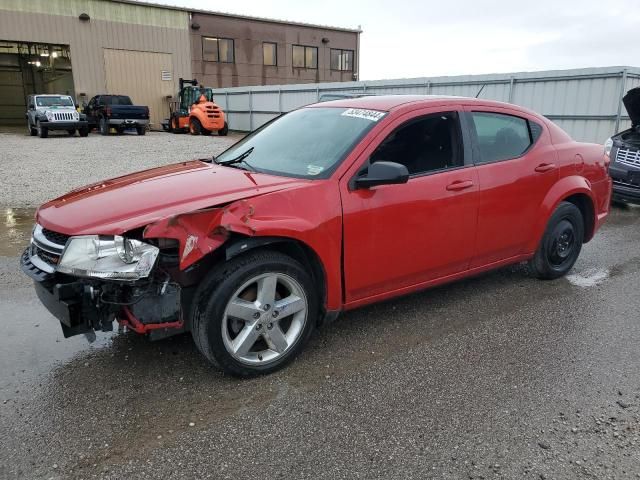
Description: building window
xmin=330 ymin=49 xmax=354 ymax=71
xmin=202 ymin=37 xmax=234 ymax=63
xmin=263 ymin=42 xmax=277 ymax=66
xmin=292 ymin=45 xmax=318 ymax=69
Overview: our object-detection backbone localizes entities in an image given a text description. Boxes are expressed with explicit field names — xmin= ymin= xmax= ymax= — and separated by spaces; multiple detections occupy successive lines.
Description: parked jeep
xmin=26 ymin=94 xmax=89 ymax=138
xmin=606 ymin=87 xmax=640 ymax=204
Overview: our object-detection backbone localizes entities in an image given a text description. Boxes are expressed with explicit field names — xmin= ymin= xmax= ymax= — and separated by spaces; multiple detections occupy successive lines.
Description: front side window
xmin=330 ymin=49 xmax=354 ymax=71
xmin=370 ymin=112 xmax=464 ymax=175
xmin=35 ymin=96 xmax=74 ymax=107
xmin=292 ymin=45 xmax=318 ymax=69
xmin=263 ymin=42 xmax=277 ymax=66
xmin=214 ymin=107 xmax=385 ymax=179
xmin=203 ymin=37 xmax=234 ymax=63
xmin=470 ymin=112 xmax=533 ymax=163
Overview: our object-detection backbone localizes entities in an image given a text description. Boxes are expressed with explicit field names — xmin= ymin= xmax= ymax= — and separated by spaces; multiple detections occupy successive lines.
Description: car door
xmin=84 ymin=96 xmax=98 ymax=126
xmin=340 ymin=108 xmax=479 ymax=304
xmin=464 ymin=107 xmax=559 ymax=267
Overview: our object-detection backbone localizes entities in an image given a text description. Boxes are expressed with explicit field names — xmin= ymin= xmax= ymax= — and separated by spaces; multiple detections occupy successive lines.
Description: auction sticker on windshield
xmin=341 ymin=108 xmax=385 ymax=122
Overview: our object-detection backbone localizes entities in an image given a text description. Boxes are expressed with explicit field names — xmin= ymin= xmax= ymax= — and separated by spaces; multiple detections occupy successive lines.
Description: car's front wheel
xmin=99 ymin=117 xmax=109 ymax=135
xmin=191 ymin=250 xmax=318 ymax=377
xmin=529 ymin=201 xmax=584 ymax=279
xmin=36 ymin=120 xmax=48 ymax=138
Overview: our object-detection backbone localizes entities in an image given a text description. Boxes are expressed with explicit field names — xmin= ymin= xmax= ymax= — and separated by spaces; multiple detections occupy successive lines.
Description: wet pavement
xmin=1 ymin=206 xmax=639 ymax=479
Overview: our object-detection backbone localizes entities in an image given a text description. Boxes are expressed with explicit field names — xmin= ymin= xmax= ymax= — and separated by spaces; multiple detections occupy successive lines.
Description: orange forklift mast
xmin=167 ymin=78 xmax=228 ymax=136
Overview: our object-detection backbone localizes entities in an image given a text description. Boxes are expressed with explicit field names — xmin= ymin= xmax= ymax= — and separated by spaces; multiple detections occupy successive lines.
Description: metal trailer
xmin=212 ymin=66 xmax=640 ymax=143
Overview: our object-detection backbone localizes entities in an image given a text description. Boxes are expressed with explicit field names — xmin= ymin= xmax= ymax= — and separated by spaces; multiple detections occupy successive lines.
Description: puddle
xmin=566 ymin=268 xmax=610 ymax=287
xmin=0 ymin=207 xmax=35 ymax=256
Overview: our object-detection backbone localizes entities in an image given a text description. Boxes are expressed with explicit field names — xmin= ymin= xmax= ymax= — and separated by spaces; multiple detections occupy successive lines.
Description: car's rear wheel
xmin=189 ymin=117 xmax=202 ymax=135
xmin=191 ymin=250 xmax=318 ymax=377
xmin=136 ymin=126 xmax=146 ymax=136
xmin=218 ymin=121 xmax=229 ymax=136
xmin=36 ymin=120 xmax=48 ymax=138
xmin=529 ymin=201 xmax=584 ymax=279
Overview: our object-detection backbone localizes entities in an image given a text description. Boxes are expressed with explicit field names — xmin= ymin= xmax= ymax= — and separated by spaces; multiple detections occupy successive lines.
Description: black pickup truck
xmin=84 ymin=95 xmax=150 ymax=135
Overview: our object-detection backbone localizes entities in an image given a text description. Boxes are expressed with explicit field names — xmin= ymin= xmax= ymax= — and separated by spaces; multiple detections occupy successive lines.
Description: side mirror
xmin=354 ymin=161 xmax=409 ymax=189
xmin=28 ymin=104 xmax=35 ymax=110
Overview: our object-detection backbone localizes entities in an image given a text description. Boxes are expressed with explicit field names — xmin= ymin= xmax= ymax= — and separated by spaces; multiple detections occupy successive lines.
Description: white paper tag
xmin=341 ymin=108 xmax=385 ymax=122
xmin=307 ymin=165 xmax=325 ymax=176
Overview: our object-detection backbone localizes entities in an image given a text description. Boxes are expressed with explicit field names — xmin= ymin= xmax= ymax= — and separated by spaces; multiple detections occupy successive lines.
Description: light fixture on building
xmin=51 ymin=51 xmax=58 ymax=58
xmin=79 ymin=12 xmax=90 ymax=22
xmin=40 ymin=52 xmax=49 ymax=57
xmin=191 ymin=22 xmax=200 ymax=30
xmin=322 ymin=38 xmax=330 ymax=44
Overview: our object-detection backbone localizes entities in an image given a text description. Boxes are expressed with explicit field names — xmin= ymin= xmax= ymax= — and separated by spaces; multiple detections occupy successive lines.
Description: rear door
xmin=340 ymin=107 xmax=479 ymax=304
xmin=464 ymin=107 xmax=559 ymax=267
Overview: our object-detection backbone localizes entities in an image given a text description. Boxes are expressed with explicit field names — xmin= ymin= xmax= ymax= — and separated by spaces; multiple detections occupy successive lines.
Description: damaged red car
xmin=21 ymin=96 xmax=612 ymax=376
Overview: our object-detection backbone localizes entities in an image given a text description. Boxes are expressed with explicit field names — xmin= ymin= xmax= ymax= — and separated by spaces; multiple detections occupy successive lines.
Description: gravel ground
xmin=0 ymin=206 xmax=639 ymax=479
xmin=0 ymin=128 xmax=241 ymax=207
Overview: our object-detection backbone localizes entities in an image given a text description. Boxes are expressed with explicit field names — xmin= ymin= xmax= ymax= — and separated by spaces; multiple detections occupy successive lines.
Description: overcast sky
xmin=151 ymin=0 xmax=639 ymax=80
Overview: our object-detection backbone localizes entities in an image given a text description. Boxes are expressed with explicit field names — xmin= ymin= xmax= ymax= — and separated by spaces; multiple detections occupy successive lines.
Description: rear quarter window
xmin=470 ymin=112 xmax=540 ymax=164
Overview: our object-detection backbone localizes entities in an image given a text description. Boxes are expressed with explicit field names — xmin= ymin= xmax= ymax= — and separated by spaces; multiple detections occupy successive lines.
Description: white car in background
xmin=26 ymin=94 xmax=89 ymax=138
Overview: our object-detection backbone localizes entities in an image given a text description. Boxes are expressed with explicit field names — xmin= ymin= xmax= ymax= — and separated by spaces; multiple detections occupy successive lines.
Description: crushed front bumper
xmin=20 ymin=248 xmax=186 ymax=339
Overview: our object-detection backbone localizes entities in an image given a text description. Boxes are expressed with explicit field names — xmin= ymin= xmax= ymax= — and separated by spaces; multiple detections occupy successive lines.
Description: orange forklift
xmin=166 ymin=78 xmax=228 ymax=136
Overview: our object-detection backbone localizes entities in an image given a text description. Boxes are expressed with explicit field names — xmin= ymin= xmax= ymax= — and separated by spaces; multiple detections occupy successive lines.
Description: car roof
xmin=307 ymin=94 xmax=527 ymax=113
xmin=34 ymin=94 xmax=72 ymax=97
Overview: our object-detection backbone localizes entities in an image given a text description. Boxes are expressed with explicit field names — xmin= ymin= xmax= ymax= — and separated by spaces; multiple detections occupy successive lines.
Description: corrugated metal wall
xmin=213 ymin=67 xmax=640 ymax=143
xmin=0 ymin=0 xmax=191 ymax=127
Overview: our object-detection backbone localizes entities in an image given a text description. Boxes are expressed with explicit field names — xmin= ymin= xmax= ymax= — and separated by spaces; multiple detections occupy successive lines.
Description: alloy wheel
xmin=221 ymin=272 xmax=308 ymax=365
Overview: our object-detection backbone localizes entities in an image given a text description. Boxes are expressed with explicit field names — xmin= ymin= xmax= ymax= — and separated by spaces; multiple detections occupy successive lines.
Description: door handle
xmin=446 ymin=180 xmax=474 ymax=191
xmin=534 ymin=163 xmax=557 ymax=173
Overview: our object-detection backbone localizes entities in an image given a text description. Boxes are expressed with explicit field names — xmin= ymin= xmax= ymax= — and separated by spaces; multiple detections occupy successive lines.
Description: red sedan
xmin=21 ymin=96 xmax=612 ymax=376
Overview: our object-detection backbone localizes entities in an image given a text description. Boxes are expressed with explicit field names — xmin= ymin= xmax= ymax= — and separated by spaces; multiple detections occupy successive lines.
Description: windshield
xmin=36 ymin=96 xmax=74 ymax=107
xmin=214 ymin=107 xmax=386 ymax=179
xmin=103 ymin=95 xmax=133 ymax=106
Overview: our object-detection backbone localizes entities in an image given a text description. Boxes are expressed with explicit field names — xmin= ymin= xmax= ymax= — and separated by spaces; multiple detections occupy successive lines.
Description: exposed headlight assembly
xmin=57 ymin=235 xmax=159 ymax=281
xmin=604 ymin=137 xmax=613 ymax=158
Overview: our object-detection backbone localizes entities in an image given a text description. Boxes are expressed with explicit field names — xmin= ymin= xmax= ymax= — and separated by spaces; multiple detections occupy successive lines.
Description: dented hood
xmin=36 ymin=161 xmax=309 ymax=235
xmin=623 ymin=87 xmax=640 ymax=127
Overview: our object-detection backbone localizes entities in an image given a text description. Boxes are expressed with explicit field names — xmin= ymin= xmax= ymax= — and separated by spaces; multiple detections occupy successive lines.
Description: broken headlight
xmin=57 ymin=235 xmax=159 ymax=281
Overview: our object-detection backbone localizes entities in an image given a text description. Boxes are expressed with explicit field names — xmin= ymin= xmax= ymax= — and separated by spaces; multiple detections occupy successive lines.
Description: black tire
xmin=529 ymin=201 xmax=584 ymax=280
xmin=189 ymin=117 xmax=201 ymax=135
xmin=191 ymin=250 xmax=318 ymax=377
xmin=67 ymin=129 xmax=76 ymax=136
xmin=201 ymin=127 xmax=212 ymax=136
xmin=36 ymin=120 xmax=48 ymax=138
xmin=136 ymin=126 xmax=146 ymax=136
xmin=99 ymin=117 xmax=109 ymax=135
xmin=115 ymin=127 xmax=125 ymax=135
xmin=27 ymin=120 xmax=37 ymax=136
xmin=218 ymin=122 xmax=229 ymax=136
xmin=79 ymin=127 xmax=89 ymax=137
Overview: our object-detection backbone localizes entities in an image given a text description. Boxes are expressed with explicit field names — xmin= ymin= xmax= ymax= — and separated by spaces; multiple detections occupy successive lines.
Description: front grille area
xmin=42 ymin=228 xmax=70 ymax=246
xmin=613 ymin=178 xmax=640 ymax=189
xmin=53 ymin=112 xmax=74 ymax=121
xmin=615 ymin=147 xmax=640 ymax=168
xmin=32 ymin=244 xmax=61 ymax=266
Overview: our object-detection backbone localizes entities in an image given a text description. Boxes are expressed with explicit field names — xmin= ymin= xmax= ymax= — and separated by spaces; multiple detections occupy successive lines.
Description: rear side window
xmin=470 ymin=112 xmax=536 ymax=164
xmin=102 ymin=95 xmax=133 ymax=106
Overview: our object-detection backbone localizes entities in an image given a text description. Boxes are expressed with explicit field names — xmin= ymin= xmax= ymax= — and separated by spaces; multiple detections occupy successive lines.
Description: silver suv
xmin=26 ymin=94 xmax=89 ymax=138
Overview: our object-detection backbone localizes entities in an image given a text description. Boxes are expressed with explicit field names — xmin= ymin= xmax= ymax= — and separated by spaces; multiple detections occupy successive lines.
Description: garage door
xmin=103 ymin=49 xmax=174 ymax=128
xmin=0 ymin=67 xmax=25 ymax=125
